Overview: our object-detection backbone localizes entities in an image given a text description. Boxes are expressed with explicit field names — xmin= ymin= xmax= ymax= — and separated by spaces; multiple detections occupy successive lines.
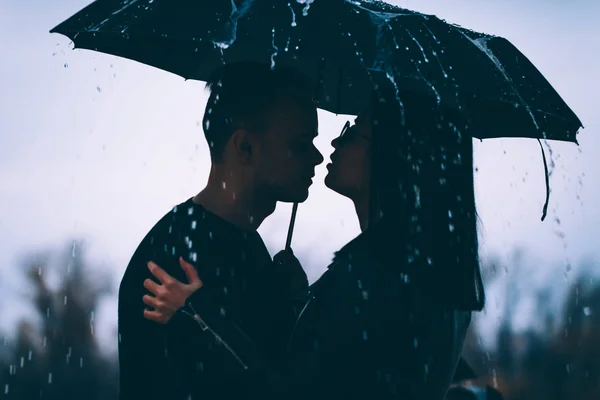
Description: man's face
xmin=254 ymin=97 xmax=324 ymax=203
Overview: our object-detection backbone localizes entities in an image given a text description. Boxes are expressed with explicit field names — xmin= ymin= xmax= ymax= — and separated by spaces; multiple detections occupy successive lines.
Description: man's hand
xmin=272 ymin=248 xmax=308 ymax=294
xmin=143 ymin=257 xmax=203 ymax=324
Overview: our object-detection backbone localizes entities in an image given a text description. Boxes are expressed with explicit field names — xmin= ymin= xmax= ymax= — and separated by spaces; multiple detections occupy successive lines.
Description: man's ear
xmin=230 ymin=129 xmax=253 ymax=165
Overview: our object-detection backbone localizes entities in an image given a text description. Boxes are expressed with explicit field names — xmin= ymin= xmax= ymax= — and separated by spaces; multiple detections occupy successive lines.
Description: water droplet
xmin=64 ymin=63 xmax=68 ymax=68
xmin=583 ymin=307 xmax=591 ymax=316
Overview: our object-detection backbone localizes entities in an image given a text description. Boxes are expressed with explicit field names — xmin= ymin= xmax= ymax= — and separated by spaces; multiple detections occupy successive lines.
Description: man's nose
xmin=312 ymin=146 xmax=324 ymax=166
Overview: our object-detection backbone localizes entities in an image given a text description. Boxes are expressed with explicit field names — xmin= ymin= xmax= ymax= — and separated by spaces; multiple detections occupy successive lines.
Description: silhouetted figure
xmin=118 ymin=63 xmax=323 ymax=400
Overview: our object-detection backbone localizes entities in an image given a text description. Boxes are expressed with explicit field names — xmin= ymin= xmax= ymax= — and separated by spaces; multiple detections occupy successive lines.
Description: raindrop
xmin=20 ymin=357 xmax=24 ymax=368
xmin=289 ymin=3 xmax=297 ymax=27
xmin=64 ymin=295 xmax=68 ymax=305
xmin=362 ymin=330 xmax=368 ymax=340
xmin=48 ymin=372 xmax=53 ymax=384
xmin=64 ymin=63 xmax=69 ymax=68
xmin=583 ymin=307 xmax=591 ymax=316
xmin=96 ymin=86 xmax=102 ymax=93
xmin=4 ymin=384 xmax=8 ymax=394
xmin=209 ymin=231 xmax=213 ymax=240
xmin=80 ymin=357 xmax=84 ymax=368
xmin=191 ymin=220 xmax=197 ymax=230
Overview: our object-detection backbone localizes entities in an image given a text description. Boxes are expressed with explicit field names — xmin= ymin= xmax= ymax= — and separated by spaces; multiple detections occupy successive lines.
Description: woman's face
xmin=324 ymin=110 xmax=373 ymax=200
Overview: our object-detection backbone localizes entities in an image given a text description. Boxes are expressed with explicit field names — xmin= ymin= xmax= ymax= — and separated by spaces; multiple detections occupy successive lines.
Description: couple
xmin=118 ymin=62 xmax=485 ymax=400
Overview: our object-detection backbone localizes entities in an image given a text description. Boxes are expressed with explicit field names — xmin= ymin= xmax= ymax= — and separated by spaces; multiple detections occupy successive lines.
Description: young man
xmin=117 ymin=62 xmax=323 ymax=400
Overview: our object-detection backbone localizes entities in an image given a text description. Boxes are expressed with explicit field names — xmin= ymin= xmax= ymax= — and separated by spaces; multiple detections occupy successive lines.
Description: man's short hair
xmin=202 ymin=62 xmax=315 ymax=162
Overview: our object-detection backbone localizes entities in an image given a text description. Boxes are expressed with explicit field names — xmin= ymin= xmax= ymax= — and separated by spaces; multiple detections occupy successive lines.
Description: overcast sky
xmin=1 ymin=0 xmax=598 ymax=350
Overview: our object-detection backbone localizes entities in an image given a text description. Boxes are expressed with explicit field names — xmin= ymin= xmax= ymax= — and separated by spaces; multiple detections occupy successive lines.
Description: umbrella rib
xmin=455 ymin=30 xmax=541 ymax=132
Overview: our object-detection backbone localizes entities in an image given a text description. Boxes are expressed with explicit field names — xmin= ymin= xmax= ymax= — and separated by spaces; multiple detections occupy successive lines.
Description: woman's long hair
xmin=368 ymin=84 xmax=485 ymax=311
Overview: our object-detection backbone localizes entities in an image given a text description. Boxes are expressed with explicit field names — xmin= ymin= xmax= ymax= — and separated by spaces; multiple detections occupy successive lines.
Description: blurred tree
xmin=0 ymin=241 xmax=118 ymax=399
xmin=463 ymin=258 xmax=600 ymax=400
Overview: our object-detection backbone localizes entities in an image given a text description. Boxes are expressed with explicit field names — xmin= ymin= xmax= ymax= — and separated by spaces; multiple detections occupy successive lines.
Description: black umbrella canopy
xmin=51 ymin=0 xmax=582 ymax=142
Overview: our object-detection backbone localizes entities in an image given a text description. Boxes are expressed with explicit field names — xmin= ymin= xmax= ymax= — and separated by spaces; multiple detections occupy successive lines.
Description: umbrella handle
xmin=285 ymin=203 xmax=299 ymax=250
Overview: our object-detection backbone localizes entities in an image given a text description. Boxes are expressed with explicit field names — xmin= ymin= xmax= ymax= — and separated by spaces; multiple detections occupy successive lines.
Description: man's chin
xmin=278 ymin=188 xmax=310 ymax=203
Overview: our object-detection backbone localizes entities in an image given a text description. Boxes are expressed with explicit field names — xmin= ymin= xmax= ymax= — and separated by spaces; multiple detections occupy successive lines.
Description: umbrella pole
xmin=285 ymin=203 xmax=299 ymax=250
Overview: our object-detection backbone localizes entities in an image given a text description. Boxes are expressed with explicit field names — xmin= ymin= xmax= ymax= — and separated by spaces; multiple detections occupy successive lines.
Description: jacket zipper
xmin=180 ymin=303 xmax=249 ymax=370
xmin=286 ymin=293 xmax=313 ymax=352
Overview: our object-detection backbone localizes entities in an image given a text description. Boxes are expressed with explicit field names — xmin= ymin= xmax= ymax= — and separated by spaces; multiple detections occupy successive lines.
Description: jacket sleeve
xmin=176 ymin=272 xmax=332 ymax=400
xmin=118 ymin=245 xmax=198 ymax=400
xmin=179 ymin=282 xmax=310 ymax=394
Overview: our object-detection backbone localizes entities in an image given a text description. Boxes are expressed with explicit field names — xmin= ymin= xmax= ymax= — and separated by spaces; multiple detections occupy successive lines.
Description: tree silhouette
xmin=461 ymin=256 xmax=600 ymax=400
xmin=0 ymin=241 xmax=118 ymax=400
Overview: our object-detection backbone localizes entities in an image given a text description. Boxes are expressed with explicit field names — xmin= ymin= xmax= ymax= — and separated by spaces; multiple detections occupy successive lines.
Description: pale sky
xmin=0 ymin=0 xmax=599 ymax=351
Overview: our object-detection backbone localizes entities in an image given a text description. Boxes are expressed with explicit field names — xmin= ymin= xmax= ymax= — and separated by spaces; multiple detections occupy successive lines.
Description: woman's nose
xmin=331 ymin=136 xmax=340 ymax=148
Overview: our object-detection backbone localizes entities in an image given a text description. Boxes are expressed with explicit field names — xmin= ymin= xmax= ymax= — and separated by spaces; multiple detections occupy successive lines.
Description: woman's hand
xmin=143 ymin=257 xmax=203 ymax=324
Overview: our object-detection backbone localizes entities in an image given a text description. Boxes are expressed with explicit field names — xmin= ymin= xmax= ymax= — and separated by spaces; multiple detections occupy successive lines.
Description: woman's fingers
xmin=147 ymin=261 xmax=173 ymax=285
xmin=143 ymin=308 xmax=168 ymax=324
xmin=143 ymin=278 xmax=162 ymax=295
xmin=179 ymin=257 xmax=203 ymax=287
xmin=142 ymin=294 xmax=160 ymax=309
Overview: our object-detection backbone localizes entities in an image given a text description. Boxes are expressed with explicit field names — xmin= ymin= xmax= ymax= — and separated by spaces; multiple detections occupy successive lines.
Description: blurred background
xmin=1 ymin=0 xmax=599 ymax=398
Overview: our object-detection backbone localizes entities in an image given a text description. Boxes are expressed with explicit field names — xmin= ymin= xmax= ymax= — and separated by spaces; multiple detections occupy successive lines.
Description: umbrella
xmin=51 ymin=0 xmax=582 ymax=143
xmin=50 ymin=0 xmax=582 ymax=243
